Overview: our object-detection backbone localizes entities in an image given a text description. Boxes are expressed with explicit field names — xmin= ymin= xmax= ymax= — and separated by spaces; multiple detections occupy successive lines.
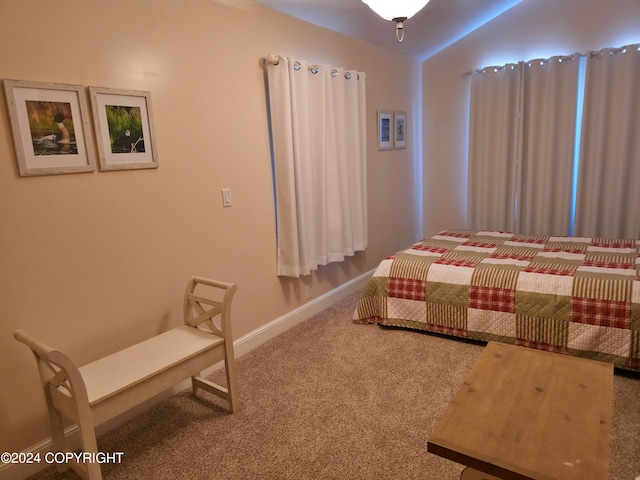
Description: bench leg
xmin=47 ymin=390 xmax=103 ymax=480
xmin=224 ymin=344 xmax=240 ymax=413
xmin=191 ymin=347 xmax=239 ymax=412
xmin=46 ymin=393 xmax=69 ymax=474
xmin=76 ymin=419 xmax=102 ymax=480
xmin=67 ymin=390 xmax=103 ymax=480
xmin=192 ymin=374 xmax=238 ymax=412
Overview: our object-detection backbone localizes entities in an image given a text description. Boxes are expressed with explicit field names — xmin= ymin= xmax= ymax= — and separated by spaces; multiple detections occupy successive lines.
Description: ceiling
xmin=251 ymin=0 xmax=523 ymax=61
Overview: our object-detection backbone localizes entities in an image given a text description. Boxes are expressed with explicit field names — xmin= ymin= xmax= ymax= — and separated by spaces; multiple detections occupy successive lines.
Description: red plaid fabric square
xmin=591 ymin=239 xmax=635 ymax=248
xmin=571 ymin=297 xmax=631 ymax=329
xmin=388 ymin=277 xmax=425 ymax=301
xmin=469 ymin=285 xmax=515 ymax=313
xmin=516 ymin=338 xmax=567 ymax=354
xmin=463 ymin=240 xmax=501 ymax=248
xmin=509 ymin=236 xmax=546 ymax=245
xmin=584 ymin=260 xmax=634 ymax=269
xmin=436 ymin=257 xmax=477 ymax=268
xmin=426 ymin=323 xmax=467 ymax=337
xmin=440 ymin=231 xmax=472 ymax=240
xmin=489 ymin=253 xmax=535 ymax=262
xmin=411 ymin=245 xmax=448 ymax=255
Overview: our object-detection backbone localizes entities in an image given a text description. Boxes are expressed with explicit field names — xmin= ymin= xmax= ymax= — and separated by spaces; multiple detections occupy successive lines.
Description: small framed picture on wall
xmin=394 ymin=111 xmax=406 ymax=149
xmin=3 ymin=79 xmax=96 ymax=176
xmin=377 ymin=110 xmax=393 ymax=150
xmin=89 ymin=86 xmax=159 ymax=171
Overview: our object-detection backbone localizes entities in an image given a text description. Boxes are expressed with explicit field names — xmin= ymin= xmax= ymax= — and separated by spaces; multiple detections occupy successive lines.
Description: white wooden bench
xmin=14 ymin=276 xmax=239 ymax=480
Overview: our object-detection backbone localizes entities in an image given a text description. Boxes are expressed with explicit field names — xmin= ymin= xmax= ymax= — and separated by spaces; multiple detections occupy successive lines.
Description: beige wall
xmin=421 ymin=0 xmax=640 ymax=237
xmin=0 ymin=0 xmax=421 ymax=453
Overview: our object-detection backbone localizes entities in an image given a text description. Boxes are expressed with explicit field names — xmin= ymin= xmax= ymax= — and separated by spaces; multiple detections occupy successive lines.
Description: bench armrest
xmin=183 ymin=276 xmax=237 ymax=339
xmin=14 ymin=329 xmax=90 ymax=404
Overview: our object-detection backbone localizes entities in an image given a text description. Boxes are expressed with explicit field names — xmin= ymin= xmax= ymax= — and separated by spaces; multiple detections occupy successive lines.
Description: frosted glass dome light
xmin=362 ymin=0 xmax=431 ymax=42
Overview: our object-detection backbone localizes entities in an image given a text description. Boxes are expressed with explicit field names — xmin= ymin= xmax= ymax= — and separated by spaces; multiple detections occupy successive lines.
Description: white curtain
xmin=467 ymin=55 xmax=579 ymax=235
xmin=467 ymin=63 xmax=522 ymax=232
xmin=518 ymin=55 xmax=579 ymax=236
xmin=265 ymin=55 xmax=367 ymax=277
xmin=573 ymin=45 xmax=640 ymax=239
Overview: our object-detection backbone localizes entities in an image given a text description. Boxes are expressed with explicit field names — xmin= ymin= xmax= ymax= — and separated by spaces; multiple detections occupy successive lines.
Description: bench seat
xmin=80 ymin=325 xmax=225 ymax=405
xmin=15 ymin=276 xmax=238 ymax=480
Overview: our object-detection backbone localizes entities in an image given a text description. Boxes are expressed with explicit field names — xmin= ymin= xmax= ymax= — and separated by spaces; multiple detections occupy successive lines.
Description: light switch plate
xmin=222 ymin=188 xmax=232 ymax=207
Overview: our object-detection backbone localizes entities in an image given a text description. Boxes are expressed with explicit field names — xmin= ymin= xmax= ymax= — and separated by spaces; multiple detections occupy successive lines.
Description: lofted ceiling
xmin=251 ymin=0 xmax=523 ymax=61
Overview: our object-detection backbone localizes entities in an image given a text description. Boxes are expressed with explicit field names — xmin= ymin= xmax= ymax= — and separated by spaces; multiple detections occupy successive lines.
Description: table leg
xmin=460 ymin=467 xmax=502 ymax=480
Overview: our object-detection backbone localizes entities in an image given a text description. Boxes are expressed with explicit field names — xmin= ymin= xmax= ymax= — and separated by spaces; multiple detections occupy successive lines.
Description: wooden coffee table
xmin=427 ymin=341 xmax=613 ymax=480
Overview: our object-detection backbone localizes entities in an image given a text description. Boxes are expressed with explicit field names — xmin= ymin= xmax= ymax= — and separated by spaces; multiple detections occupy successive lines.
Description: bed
xmin=353 ymin=230 xmax=640 ymax=372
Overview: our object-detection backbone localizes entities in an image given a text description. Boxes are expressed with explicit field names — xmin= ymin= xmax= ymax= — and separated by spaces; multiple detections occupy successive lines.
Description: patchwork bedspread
xmin=353 ymin=230 xmax=640 ymax=371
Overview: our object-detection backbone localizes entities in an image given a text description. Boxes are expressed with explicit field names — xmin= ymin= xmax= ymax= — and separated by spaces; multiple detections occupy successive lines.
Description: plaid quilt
xmin=353 ymin=230 xmax=640 ymax=371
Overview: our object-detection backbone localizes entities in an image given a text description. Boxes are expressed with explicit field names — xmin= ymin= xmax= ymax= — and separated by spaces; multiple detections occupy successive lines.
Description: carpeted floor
xmin=28 ymin=291 xmax=640 ymax=479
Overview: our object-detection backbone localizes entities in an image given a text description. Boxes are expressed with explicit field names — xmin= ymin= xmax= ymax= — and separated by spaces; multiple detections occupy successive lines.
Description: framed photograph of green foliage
xmin=3 ymin=79 xmax=96 ymax=176
xmin=89 ymin=86 xmax=158 ymax=171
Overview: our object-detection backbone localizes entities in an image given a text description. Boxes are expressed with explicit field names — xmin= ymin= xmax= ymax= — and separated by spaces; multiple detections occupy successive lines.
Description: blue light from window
xmin=570 ymin=56 xmax=587 ymax=236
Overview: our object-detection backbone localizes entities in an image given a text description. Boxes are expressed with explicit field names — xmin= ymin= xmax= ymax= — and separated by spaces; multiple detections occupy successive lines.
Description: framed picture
xmin=394 ymin=111 xmax=407 ymax=149
xmin=89 ymin=87 xmax=158 ymax=171
xmin=377 ymin=110 xmax=393 ymax=150
xmin=3 ymin=79 xmax=96 ymax=176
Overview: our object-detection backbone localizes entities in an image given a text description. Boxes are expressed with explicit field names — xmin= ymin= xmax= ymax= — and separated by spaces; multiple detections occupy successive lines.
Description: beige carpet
xmin=29 ymin=292 xmax=640 ymax=480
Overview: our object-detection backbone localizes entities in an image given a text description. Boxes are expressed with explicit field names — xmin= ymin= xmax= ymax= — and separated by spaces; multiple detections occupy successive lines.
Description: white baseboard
xmin=0 ymin=270 xmax=373 ymax=480
xmin=232 ymin=269 xmax=373 ymax=357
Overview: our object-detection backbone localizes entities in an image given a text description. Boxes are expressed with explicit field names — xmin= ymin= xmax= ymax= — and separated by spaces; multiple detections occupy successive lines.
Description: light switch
xmin=222 ymin=188 xmax=232 ymax=207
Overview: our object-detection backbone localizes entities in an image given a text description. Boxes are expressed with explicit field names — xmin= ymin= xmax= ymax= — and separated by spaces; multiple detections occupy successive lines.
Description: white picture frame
xmin=89 ymin=86 xmax=158 ymax=171
xmin=377 ymin=110 xmax=393 ymax=150
xmin=394 ymin=111 xmax=406 ymax=149
xmin=3 ymin=79 xmax=96 ymax=176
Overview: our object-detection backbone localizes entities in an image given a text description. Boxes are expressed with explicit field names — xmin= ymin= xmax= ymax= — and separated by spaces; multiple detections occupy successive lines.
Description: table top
xmin=427 ymin=342 xmax=613 ymax=480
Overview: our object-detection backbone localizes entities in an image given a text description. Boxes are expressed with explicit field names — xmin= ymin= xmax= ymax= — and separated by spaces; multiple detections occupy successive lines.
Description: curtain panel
xmin=573 ymin=45 xmax=640 ymax=238
xmin=467 ymin=63 xmax=522 ymax=232
xmin=469 ymin=44 xmax=640 ymax=239
xmin=265 ymin=55 xmax=367 ymax=277
xmin=467 ymin=55 xmax=579 ymax=236
xmin=518 ymin=56 xmax=579 ymax=236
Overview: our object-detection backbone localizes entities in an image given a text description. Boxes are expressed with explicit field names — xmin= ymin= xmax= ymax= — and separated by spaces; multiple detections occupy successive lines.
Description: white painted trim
xmin=0 ymin=271 xmax=372 ymax=480
xmin=232 ymin=269 xmax=373 ymax=357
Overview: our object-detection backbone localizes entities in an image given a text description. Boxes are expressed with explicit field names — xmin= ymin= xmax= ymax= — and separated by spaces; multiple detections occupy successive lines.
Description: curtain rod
xmin=262 ymin=54 xmax=363 ymax=79
xmin=463 ymin=53 xmax=578 ymax=76
xmin=463 ymin=43 xmax=640 ymax=76
xmin=263 ymin=54 xmax=279 ymax=66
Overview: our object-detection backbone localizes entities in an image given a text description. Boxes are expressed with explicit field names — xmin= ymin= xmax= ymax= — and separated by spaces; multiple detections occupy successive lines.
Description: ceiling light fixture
xmin=362 ymin=0 xmax=431 ymax=42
